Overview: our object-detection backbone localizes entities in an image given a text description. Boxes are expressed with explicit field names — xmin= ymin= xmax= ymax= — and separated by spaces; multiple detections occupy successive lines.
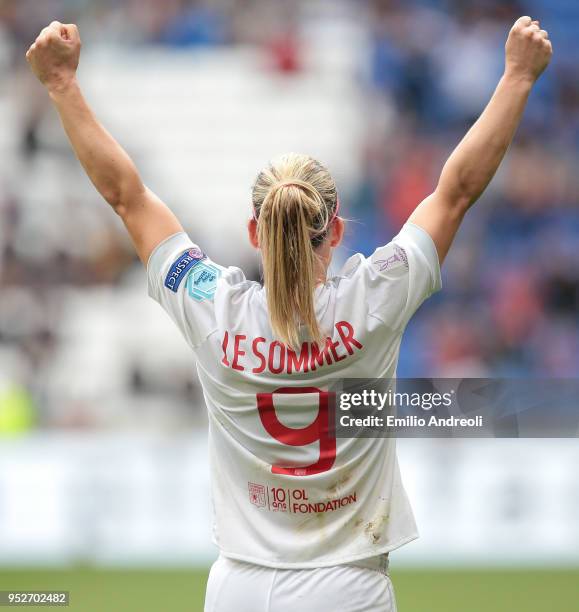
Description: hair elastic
xmin=252 ymin=195 xmax=341 ymax=233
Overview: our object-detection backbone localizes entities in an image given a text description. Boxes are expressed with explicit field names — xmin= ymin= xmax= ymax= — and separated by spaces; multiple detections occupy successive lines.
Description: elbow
xmin=435 ymin=183 xmax=477 ymax=219
xmin=439 ymin=163 xmax=485 ymax=215
xmin=102 ymin=187 xmax=123 ymax=212
xmin=101 ymin=177 xmax=144 ymax=217
xmin=104 ymin=192 xmax=130 ymax=219
xmin=453 ymin=191 xmax=478 ymax=215
xmin=106 ymin=194 xmax=133 ymax=219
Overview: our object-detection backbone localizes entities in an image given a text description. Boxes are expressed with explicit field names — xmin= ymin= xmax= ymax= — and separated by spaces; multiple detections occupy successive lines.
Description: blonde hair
xmin=252 ymin=153 xmax=339 ymax=348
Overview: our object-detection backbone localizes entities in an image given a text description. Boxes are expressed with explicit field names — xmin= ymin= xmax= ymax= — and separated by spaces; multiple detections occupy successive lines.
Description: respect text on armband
xmin=164 ymin=248 xmax=206 ymax=292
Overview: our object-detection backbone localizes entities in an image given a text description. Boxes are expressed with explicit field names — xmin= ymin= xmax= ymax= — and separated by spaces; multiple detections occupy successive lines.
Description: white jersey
xmin=148 ymin=222 xmax=441 ymax=569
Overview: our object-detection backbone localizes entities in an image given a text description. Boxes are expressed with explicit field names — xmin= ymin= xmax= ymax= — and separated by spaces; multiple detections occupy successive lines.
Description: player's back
xmin=148 ymin=222 xmax=441 ymax=567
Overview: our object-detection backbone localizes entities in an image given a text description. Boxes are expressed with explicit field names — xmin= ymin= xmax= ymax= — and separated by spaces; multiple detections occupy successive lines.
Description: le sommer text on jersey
xmin=221 ymin=321 xmax=363 ymax=374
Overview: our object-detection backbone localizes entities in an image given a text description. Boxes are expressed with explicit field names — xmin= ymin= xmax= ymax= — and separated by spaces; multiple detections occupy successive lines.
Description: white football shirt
xmin=147 ymin=222 xmax=441 ymax=569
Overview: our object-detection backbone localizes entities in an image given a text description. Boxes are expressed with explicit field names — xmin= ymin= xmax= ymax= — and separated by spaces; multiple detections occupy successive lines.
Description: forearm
xmin=437 ymin=73 xmax=532 ymax=209
xmin=49 ymin=79 xmax=144 ymax=212
xmin=26 ymin=21 xmax=184 ymax=266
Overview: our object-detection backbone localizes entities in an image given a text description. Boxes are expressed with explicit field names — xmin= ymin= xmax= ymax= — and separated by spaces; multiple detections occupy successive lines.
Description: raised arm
xmin=409 ymin=16 xmax=553 ymax=264
xmin=26 ymin=21 xmax=183 ymax=265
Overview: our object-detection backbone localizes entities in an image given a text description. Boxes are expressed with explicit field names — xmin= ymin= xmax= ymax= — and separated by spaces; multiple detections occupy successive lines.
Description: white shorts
xmin=204 ymin=555 xmax=397 ymax=612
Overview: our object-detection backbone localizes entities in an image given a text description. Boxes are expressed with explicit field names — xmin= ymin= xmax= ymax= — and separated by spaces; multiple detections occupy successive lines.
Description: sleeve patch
xmin=373 ymin=245 xmax=408 ymax=272
xmin=164 ymin=248 xmax=207 ymax=292
xmin=186 ymin=262 xmax=222 ymax=302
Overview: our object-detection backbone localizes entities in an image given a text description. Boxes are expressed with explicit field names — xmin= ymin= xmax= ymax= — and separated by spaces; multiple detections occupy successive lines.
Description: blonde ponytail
xmin=252 ymin=153 xmax=339 ymax=348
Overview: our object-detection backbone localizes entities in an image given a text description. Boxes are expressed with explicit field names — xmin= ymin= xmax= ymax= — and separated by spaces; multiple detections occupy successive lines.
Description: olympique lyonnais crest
xmin=248 ymin=482 xmax=266 ymax=508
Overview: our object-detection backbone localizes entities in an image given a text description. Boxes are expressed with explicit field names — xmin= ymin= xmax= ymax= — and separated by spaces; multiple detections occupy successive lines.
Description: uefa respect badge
xmin=164 ymin=247 xmax=206 ymax=292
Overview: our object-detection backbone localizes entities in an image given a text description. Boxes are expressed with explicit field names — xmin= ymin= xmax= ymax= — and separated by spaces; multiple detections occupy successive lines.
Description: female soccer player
xmin=27 ymin=16 xmax=551 ymax=612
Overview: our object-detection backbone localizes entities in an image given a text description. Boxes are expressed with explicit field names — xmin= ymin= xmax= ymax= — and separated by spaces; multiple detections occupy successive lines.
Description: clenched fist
xmin=505 ymin=16 xmax=552 ymax=84
xmin=26 ymin=21 xmax=81 ymax=92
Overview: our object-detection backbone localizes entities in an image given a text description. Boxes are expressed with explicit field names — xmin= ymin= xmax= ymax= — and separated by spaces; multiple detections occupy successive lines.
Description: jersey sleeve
xmin=147 ymin=232 xmax=226 ymax=348
xmin=355 ymin=222 xmax=442 ymax=331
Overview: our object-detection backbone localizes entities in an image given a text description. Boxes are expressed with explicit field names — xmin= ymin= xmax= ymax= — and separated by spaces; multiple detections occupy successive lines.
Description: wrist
xmin=47 ymin=76 xmax=79 ymax=99
xmin=502 ymin=69 xmax=535 ymax=91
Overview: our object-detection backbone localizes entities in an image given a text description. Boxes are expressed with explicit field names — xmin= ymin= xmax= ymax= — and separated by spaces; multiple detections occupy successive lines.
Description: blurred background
xmin=0 ymin=0 xmax=577 ymax=610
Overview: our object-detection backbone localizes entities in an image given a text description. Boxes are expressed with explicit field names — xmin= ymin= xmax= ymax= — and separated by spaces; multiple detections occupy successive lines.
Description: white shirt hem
xmin=214 ymin=532 xmax=419 ymax=570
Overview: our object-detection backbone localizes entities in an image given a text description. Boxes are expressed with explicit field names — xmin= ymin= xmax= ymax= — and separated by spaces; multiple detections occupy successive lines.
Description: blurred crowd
xmin=0 ymin=0 xmax=577 ymax=430
xmin=355 ymin=0 xmax=579 ymax=378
